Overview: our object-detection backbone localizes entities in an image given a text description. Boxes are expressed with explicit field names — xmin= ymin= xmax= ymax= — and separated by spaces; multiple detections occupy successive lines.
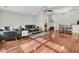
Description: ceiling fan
xmin=35 ymin=6 xmax=53 ymax=15
xmin=35 ymin=6 xmax=76 ymax=16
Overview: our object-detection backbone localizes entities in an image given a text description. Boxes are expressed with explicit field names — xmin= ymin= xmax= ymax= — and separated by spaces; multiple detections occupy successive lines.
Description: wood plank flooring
xmin=0 ymin=31 xmax=79 ymax=53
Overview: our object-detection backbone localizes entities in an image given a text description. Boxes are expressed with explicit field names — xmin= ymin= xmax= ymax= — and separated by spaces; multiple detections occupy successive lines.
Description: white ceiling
xmin=0 ymin=6 xmax=78 ymax=16
xmin=0 ymin=6 xmax=42 ymax=16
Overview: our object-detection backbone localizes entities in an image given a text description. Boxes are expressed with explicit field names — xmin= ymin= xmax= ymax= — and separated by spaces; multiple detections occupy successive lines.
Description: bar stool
xmin=48 ymin=27 xmax=54 ymax=41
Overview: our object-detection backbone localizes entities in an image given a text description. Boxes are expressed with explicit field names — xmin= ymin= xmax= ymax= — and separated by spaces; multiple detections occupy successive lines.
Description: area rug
xmin=30 ymin=32 xmax=48 ymax=39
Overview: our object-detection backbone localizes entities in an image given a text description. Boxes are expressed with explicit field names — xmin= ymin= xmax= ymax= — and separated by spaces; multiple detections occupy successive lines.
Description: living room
xmin=0 ymin=6 xmax=79 ymax=53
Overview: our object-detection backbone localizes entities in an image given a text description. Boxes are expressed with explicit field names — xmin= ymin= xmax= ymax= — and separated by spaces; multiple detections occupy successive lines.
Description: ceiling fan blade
xmin=35 ymin=10 xmax=43 ymax=12
xmin=34 ymin=6 xmax=54 ymax=15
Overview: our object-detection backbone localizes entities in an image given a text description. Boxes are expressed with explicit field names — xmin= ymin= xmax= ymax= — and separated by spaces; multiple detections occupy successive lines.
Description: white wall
xmin=1 ymin=7 xmax=79 ymax=30
xmin=53 ymin=8 xmax=79 ymax=30
xmin=36 ymin=8 xmax=79 ymax=30
xmin=36 ymin=14 xmax=45 ymax=30
xmin=0 ymin=10 xmax=37 ymax=27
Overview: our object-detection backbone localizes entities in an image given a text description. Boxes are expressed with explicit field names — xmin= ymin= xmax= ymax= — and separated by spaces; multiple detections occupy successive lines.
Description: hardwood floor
xmin=0 ymin=31 xmax=79 ymax=53
xmin=51 ymin=31 xmax=79 ymax=52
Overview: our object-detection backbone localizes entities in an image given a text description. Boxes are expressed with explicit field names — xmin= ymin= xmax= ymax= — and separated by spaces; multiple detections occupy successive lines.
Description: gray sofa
xmin=0 ymin=31 xmax=17 ymax=40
